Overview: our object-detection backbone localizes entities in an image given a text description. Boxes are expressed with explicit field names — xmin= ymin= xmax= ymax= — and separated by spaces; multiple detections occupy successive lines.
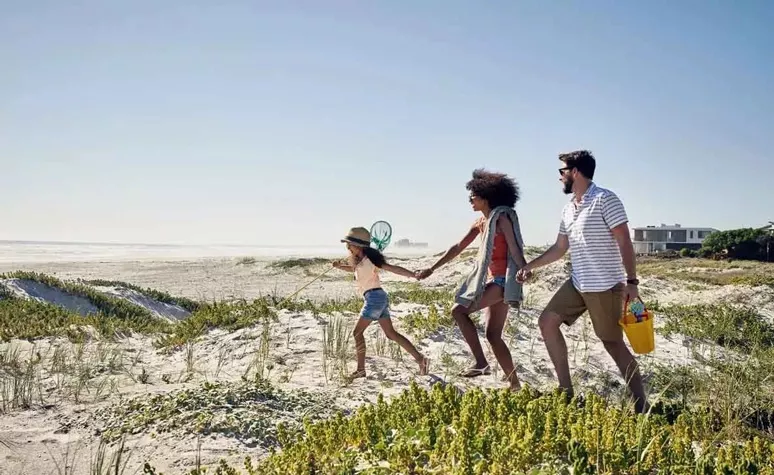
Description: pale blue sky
xmin=2 ymin=1 xmax=772 ymax=247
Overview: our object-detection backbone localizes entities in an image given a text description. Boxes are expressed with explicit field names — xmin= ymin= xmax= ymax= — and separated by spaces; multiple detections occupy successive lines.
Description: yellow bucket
xmin=620 ymin=298 xmax=655 ymax=354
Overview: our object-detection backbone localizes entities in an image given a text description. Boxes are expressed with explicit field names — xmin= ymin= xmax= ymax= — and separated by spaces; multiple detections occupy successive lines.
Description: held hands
xmin=414 ymin=268 xmax=433 ymax=281
xmin=516 ymin=266 xmax=533 ymax=283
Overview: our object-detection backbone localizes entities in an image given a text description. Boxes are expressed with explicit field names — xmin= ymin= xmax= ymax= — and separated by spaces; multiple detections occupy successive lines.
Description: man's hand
xmin=516 ymin=265 xmax=533 ymax=283
xmin=416 ymin=268 xmax=433 ymax=280
xmin=625 ymin=283 xmax=639 ymax=302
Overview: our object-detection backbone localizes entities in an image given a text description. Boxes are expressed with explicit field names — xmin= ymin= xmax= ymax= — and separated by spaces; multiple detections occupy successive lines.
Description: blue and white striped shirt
xmin=559 ymin=182 xmax=628 ymax=292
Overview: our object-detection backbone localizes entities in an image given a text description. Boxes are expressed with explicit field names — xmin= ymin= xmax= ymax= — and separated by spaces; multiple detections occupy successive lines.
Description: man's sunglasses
xmin=559 ymin=167 xmax=573 ymax=175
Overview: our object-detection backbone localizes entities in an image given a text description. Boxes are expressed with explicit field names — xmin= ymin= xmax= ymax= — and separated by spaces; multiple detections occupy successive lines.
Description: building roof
xmin=632 ymin=224 xmax=718 ymax=231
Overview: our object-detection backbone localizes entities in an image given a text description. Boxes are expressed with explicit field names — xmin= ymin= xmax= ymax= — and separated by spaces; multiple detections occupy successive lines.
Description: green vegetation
xmin=659 ymin=303 xmax=774 ymax=351
xmin=97 ymin=377 xmax=339 ymax=447
xmin=269 ymin=257 xmax=330 ymax=270
xmin=402 ymin=305 xmax=454 ymax=338
xmin=701 ymin=227 xmax=773 ymax=261
xmin=143 ymin=382 xmax=774 ymax=474
xmin=3 ymin=271 xmax=160 ymax=323
xmin=389 ymin=283 xmax=455 ymax=306
xmin=0 ymin=297 xmax=167 ymax=341
xmin=155 ymin=299 xmax=278 ymax=349
xmin=81 ymin=278 xmax=201 ymax=312
xmin=648 ymin=302 xmax=774 ymax=437
xmin=236 ymin=256 xmax=258 ymax=266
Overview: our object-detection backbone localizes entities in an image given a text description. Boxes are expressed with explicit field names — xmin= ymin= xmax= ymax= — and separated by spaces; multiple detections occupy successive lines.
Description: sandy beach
xmin=1 ymin=247 xmax=774 ymax=474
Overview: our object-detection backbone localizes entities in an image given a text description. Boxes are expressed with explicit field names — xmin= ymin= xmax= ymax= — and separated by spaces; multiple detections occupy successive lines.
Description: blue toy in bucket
xmin=628 ymin=300 xmax=646 ymax=322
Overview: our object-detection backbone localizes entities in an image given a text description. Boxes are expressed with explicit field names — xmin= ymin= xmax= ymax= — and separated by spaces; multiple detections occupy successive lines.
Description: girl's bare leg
xmin=378 ymin=318 xmax=429 ymax=375
xmin=351 ymin=317 xmax=372 ymax=378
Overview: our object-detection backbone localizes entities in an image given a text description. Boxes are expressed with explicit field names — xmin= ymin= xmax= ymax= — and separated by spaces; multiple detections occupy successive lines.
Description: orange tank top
xmin=476 ymin=217 xmax=508 ymax=277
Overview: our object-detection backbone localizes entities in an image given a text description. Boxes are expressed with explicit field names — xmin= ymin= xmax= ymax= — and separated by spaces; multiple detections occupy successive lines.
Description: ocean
xmin=0 ymin=240 xmax=438 ymax=263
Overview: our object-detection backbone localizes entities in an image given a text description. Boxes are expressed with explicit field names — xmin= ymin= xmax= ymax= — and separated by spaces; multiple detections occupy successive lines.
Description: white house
xmin=631 ymin=223 xmax=718 ymax=254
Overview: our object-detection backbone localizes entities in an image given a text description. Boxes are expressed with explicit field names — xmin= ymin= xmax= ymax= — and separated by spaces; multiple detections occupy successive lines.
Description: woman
xmin=417 ymin=169 xmax=527 ymax=390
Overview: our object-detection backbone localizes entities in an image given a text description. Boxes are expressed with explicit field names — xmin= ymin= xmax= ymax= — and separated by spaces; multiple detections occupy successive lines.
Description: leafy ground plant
xmin=96 ymin=377 xmax=339 ymax=448
xmin=143 ymin=382 xmax=774 ymax=474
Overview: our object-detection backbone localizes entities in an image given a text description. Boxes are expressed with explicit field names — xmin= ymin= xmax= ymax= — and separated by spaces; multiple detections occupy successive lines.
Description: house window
xmin=690 ymin=231 xmax=694 ymax=239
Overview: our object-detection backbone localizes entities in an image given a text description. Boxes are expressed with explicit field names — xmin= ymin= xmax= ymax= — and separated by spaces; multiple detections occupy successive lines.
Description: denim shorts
xmin=489 ymin=276 xmax=506 ymax=287
xmin=361 ymin=288 xmax=391 ymax=321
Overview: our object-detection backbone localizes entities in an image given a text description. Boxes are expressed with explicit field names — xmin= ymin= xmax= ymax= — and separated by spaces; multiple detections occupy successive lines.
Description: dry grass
xmin=638 ymin=256 xmax=774 ymax=287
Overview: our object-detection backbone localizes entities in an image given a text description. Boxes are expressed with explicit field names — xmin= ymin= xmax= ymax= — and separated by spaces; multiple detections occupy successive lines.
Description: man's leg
xmin=539 ymin=280 xmax=587 ymax=395
xmin=602 ymin=339 xmax=649 ymax=413
xmin=585 ymin=284 xmax=649 ymax=414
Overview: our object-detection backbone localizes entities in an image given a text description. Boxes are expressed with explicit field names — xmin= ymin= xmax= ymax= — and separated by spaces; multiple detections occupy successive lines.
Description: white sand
xmin=2 ymin=279 xmax=100 ymax=316
xmin=1 ymin=254 xmax=773 ymax=474
xmin=94 ymin=285 xmax=191 ymax=322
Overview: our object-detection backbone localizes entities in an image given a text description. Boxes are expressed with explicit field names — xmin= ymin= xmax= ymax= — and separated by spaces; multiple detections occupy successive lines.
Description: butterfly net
xmin=370 ymin=220 xmax=392 ymax=251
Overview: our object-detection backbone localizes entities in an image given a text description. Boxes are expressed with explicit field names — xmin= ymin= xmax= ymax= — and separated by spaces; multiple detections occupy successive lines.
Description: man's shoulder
xmin=589 ymin=184 xmax=621 ymax=203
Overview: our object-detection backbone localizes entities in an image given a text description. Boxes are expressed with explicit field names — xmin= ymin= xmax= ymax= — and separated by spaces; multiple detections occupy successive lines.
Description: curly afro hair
xmin=465 ymin=168 xmax=520 ymax=209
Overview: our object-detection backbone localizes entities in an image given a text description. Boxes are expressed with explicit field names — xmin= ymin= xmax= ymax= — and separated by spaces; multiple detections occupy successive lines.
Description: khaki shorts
xmin=544 ymin=279 xmax=624 ymax=342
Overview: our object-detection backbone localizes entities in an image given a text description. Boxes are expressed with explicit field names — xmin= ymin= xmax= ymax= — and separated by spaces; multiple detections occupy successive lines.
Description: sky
xmin=2 ymin=0 xmax=773 ymax=248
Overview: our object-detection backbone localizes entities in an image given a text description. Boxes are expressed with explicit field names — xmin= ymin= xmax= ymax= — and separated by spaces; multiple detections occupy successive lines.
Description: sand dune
xmin=1 ymin=253 xmax=773 ymax=473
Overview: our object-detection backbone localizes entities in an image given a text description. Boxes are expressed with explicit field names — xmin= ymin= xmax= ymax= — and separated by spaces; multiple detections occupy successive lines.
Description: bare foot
xmin=418 ymin=357 xmax=429 ymax=376
xmin=509 ymin=381 xmax=522 ymax=392
xmin=349 ymin=369 xmax=366 ymax=381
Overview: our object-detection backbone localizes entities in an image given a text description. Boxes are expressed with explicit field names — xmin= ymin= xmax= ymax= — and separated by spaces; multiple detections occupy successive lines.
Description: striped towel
xmin=454 ymin=206 xmax=525 ymax=308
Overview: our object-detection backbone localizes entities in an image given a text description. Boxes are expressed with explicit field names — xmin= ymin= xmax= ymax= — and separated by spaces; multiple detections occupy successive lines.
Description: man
xmin=517 ymin=150 xmax=649 ymax=413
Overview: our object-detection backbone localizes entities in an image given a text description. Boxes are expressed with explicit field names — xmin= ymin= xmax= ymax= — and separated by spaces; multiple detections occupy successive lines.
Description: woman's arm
xmin=381 ymin=263 xmax=416 ymax=279
xmin=419 ymin=223 xmax=480 ymax=278
xmin=497 ymin=214 xmax=527 ymax=268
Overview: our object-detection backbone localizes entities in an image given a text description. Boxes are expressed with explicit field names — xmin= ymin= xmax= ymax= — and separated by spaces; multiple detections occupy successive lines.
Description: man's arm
xmin=611 ymin=224 xmax=637 ymax=281
xmin=524 ymin=233 xmax=569 ymax=271
xmin=602 ymin=192 xmax=636 ymax=281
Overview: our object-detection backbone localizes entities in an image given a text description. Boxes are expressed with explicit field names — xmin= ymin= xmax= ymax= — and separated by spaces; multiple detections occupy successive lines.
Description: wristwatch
xmin=626 ymin=278 xmax=639 ymax=286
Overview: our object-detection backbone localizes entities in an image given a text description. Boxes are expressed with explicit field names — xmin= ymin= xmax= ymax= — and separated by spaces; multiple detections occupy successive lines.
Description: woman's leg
xmin=351 ymin=317 xmax=372 ymax=378
xmin=485 ymin=301 xmax=521 ymax=390
xmin=452 ymin=283 xmax=505 ymax=376
xmin=378 ymin=318 xmax=429 ymax=375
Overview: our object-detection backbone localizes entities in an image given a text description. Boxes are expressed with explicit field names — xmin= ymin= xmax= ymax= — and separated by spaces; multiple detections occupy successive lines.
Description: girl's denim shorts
xmin=361 ymin=288 xmax=390 ymax=321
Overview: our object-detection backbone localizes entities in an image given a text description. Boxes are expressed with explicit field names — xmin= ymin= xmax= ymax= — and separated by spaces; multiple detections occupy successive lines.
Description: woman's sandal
xmin=459 ymin=365 xmax=491 ymax=377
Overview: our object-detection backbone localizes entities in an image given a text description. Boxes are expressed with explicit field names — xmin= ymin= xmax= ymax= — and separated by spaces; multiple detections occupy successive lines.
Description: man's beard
xmin=562 ymin=176 xmax=574 ymax=194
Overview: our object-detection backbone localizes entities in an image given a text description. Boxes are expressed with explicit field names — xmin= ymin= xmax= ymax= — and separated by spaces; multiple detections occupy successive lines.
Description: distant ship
xmin=394 ymin=238 xmax=428 ymax=248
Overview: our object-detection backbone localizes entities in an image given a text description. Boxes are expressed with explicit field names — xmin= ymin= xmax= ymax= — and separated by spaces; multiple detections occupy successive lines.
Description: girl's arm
xmin=332 ymin=260 xmax=355 ymax=272
xmin=381 ymin=263 xmax=416 ymax=279
xmin=497 ymin=214 xmax=528 ymax=268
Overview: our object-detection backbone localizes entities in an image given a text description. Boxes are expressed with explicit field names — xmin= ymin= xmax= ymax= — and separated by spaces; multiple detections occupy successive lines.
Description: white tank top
xmin=354 ymin=257 xmax=381 ymax=295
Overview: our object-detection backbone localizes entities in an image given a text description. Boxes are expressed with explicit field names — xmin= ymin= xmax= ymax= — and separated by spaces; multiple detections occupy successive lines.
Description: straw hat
xmin=341 ymin=227 xmax=372 ymax=247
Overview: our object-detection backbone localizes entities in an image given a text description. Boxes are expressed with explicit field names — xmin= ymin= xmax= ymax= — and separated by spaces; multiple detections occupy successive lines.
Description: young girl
xmin=332 ymin=226 xmax=429 ymax=380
